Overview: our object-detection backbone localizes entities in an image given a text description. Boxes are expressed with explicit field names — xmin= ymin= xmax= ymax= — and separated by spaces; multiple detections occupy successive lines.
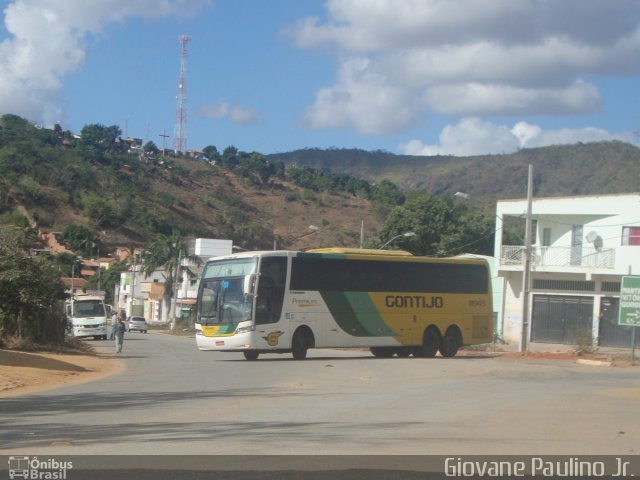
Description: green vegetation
xmin=142 ymin=231 xmax=200 ymax=329
xmin=62 ymin=225 xmax=100 ymax=257
xmin=377 ymin=192 xmax=494 ymax=256
xmin=268 ymin=142 xmax=640 ymax=208
xmin=84 ymin=260 xmax=128 ymax=306
xmin=4 ymin=113 xmax=636 ymax=345
xmin=0 ymin=113 xmax=404 ymax=253
xmin=0 ymin=227 xmax=67 ymax=345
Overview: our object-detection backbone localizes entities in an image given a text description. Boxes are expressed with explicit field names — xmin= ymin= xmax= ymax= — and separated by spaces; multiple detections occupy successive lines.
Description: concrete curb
xmin=576 ymin=358 xmax=612 ymax=367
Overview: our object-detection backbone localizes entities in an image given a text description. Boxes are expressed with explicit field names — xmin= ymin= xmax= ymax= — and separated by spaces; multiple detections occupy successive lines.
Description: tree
xmin=85 ymin=260 xmax=127 ymax=305
xmin=37 ymin=251 xmax=81 ymax=278
xmin=222 ymin=145 xmax=238 ymax=169
xmin=80 ymin=124 xmax=123 ymax=152
xmin=0 ymin=227 xmax=67 ymax=344
xmin=142 ymin=231 xmax=200 ymax=329
xmin=370 ymin=179 xmax=405 ymax=207
xmin=62 ymin=224 xmax=100 ymax=257
xmin=378 ymin=192 xmax=494 ymax=256
xmin=79 ymin=123 xmax=125 ymax=164
xmin=143 ymin=141 xmax=160 ymax=155
xmin=202 ymin=145 xmax=221 ymax=163
xmin=82 ymin=194 xmax=123 ymax=228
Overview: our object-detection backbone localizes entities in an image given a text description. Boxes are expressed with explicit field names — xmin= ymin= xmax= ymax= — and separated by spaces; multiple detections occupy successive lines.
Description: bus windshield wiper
xmin=216 ymin=281 xmax=226 ymax=322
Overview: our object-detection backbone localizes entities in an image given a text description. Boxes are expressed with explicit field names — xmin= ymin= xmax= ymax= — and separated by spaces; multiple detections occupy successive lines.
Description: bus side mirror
xmin=243 ymin=274 xmax=257 ymax=297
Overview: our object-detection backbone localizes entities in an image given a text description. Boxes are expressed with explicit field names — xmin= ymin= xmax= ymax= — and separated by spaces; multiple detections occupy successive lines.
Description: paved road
xmin=1 ymin=332 xmax=638 ymax=456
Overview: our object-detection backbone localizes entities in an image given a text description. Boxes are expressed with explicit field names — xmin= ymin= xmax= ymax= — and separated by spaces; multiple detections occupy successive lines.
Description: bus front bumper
xmin=195 ymin=329 xmax=254 ymax=351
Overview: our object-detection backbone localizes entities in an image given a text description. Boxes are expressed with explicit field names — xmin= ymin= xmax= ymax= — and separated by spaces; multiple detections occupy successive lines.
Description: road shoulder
xmin=0 ymin=348 xmax=123 ymax=397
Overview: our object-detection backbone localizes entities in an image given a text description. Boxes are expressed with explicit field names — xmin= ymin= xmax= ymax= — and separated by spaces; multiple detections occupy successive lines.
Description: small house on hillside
xmin=61 ymin=277 xmax=87 ymax=296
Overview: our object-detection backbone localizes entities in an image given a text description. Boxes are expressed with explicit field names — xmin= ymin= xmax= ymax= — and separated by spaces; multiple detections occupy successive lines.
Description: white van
xmin=65 ymin=295 xmax=108 ymax=340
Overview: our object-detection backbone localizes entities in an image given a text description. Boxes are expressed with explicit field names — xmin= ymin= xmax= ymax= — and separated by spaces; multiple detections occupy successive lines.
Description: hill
xmin=2 ymin=113 xmax=638 ymax=257
xmin=268 ymin=141 xmax=640 ymax=207
xmin=0 ymin=115 xmax=382 ymax=253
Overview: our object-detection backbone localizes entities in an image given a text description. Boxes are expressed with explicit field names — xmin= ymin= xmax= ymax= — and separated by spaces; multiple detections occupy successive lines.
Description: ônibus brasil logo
xmin=8 ymin=456 xmax=73 ymax=479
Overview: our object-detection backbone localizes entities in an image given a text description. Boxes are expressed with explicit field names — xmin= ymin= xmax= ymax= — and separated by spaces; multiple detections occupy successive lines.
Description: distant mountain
xmin=268 ymin=141 xmax=640 ymax=207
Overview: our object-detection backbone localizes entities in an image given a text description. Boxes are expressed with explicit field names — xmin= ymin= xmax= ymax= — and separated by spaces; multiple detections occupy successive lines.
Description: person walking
xmin=114 ymin=318 xmax=126 ymax=354
xmin=110 ymin=311 xmax=117 ymax=340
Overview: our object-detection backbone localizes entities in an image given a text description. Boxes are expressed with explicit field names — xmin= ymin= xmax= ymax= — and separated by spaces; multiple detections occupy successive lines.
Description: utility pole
xmin=159 ymin=130 xmax=169 ymax=157
xmin=520 ymin=164 xmax=534 ymax=352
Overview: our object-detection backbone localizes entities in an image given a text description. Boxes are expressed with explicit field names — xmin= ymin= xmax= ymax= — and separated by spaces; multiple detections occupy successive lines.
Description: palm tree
xmin=142 ymin=231 xmax=200 ymax=330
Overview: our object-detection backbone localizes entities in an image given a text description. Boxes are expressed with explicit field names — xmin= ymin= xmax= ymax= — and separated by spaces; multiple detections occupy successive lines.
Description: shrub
xmin=285 ymin=192 xmax=301 ymax=202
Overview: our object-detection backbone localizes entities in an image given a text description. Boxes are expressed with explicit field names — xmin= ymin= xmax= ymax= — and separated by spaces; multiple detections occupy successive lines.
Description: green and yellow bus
xmin=195 ymin=248 xmax=493 ymax=360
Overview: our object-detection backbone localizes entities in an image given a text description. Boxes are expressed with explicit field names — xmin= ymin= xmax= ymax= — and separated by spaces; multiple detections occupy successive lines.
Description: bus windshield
xmin=198 ymin=258 xmax=257 ymax=325
xmin=72 ymin=300 xmax=106 ymax=318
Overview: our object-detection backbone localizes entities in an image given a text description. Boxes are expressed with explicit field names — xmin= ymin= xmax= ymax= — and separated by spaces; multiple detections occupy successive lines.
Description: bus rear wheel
xmin=439 ymin=327 xmax=462 ymax=358
xmin=243 ymin=350 xmax=259 ymax=361
xmin=291 ymin=329 xmax=309 ymax=360
xmin=416 ymin=326 xmax=441 ymax=358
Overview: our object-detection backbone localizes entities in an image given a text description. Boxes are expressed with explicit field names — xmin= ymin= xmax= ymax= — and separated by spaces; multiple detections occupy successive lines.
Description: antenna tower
xmin=173 ymin=34 xmax=192 ymax=153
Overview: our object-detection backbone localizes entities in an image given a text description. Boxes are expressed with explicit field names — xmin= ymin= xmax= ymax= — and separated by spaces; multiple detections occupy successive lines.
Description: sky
xmin=1 ymin=0 xmax=639 ymax=156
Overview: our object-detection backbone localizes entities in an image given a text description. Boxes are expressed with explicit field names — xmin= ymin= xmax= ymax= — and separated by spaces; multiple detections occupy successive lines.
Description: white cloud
xmin=0 ymin=0 xmax=209 ymax=126
xmin=425 ymin=80 xmax=602 ymax=116
xmin=511 ymin=122 xmax=541 ymax=147
xmin=290 ymin=0 xmax=640 ymax=133
xmin=399 ymin=118 xmax=519 ymax=156
xmin=303 ymin=57 xmax=419 ymax=134
xmin=195 ymin=100 xmax=261 ymax=125
xmin=398 ymin=118 xmax=631 ymax=156
xmin=294 ymin=0 xmax=640 ymax=52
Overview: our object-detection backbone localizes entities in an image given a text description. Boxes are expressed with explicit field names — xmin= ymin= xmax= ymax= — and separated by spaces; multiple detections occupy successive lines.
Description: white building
xmin=495 ymin=193 xmax=640 ymax=350
xmin=115 ymin=239 xmax=233 ymax=324
xmin=173 ymin=239 xmax=233 ymax=320
xmin=116 ymin=263 xmax=165 ymax=321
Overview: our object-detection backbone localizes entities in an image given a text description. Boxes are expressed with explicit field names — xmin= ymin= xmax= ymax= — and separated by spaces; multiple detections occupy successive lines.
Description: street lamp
xmin=380 ymin=231 xmax=416 ymax=249
xmin=275 ymin=225 xmax=322 ymax=250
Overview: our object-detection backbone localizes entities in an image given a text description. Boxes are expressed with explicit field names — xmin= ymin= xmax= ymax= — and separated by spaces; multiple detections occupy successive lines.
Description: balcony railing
xmin=501 ymin=245 xmax=615 ymax=269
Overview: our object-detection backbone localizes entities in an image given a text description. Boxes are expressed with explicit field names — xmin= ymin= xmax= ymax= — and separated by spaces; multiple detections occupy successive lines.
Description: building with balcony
xmin=114 ymin=239 xmax=233 ymax=324
xmin=495 ymin=193 xmax=640 ymax=350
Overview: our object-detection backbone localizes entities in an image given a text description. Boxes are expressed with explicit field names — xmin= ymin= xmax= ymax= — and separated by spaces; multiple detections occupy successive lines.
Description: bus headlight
xmin=235 ymin=325 xmax=255 ymax=334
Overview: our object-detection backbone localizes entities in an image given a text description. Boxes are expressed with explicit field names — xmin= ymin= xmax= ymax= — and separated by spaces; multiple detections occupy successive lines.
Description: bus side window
xmin=255 ymin=257 xmax=286 ymax=325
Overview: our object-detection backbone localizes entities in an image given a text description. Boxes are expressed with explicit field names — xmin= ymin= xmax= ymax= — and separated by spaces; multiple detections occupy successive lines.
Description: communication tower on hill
xmin=173 ymin=34 xmax=192 ymax=153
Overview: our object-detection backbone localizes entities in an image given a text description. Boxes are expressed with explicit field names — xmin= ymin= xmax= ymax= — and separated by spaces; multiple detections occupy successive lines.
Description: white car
xmin=127 ymin=316 xmax=148 ymax=333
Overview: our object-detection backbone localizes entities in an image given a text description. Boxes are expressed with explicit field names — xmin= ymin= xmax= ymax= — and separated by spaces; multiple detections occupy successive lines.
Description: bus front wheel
xmin=439 ymin=327 xmax=462 ymax=358
xmin=291 ymin=329 xmax=309 ymax=360
xmin=416 ymin=326 xmax=441 ymax=358
xmin=243 ymin=350 xmax=259 ymax=361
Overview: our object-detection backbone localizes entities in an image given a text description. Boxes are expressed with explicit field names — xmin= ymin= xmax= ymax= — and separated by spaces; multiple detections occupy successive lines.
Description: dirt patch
xmin=500 ymin=351 xmax=592 ymax=360
xmin=0 ymin=348 xmax=122 ymax=397
xmin=498 ymin=350 xmax=638 ymax=367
